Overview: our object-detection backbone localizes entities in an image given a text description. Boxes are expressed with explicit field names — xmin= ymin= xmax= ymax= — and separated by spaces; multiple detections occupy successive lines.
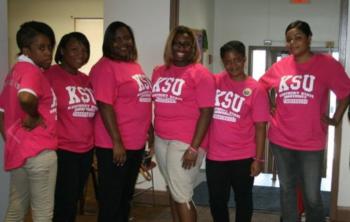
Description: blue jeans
xmin=270 ymin=143 xmax=325 ymax=222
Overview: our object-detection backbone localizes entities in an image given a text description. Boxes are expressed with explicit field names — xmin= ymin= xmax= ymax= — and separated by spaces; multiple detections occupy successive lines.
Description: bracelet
xmin=253 ymin=158 xmax=265 ymax=163
xmin=188 ymin=146 xmax=198 ymax=153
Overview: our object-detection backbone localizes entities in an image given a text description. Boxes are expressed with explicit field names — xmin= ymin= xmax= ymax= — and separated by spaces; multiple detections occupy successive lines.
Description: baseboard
xmin=334 ymin=207 xmax=350 ymax=222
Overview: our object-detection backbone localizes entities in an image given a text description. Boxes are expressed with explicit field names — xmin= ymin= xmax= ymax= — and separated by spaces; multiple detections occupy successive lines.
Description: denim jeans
xmin=206 ymin=158 xmax=254 ymax=222
xmin=270 ymin=143 xmax=325 ymax=222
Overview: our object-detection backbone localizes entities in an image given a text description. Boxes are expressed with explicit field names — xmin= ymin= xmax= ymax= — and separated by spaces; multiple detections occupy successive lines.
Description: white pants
xmin=5 ymin=150 xmax=57 ymax=222
xmin=154 ymin=135 xmax=205 ymax=203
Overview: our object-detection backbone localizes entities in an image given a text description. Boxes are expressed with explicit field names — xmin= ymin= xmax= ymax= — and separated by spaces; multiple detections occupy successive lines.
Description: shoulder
xmin=315 ymin=53 xmax=340 ymax=66
xmin=15 ymin=61 xmax=41 ymax=74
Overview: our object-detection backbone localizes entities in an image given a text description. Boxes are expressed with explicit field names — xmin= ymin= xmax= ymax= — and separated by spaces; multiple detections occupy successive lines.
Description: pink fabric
xmin=0 ymin=61 xmax=57 ymax=170
xmin=208 ymin=73 xmax=270 ymax=161
xmin=90 ymin=57 xmax=152 ymax=150
xmin=45 ymin=65 xmax=97 ymax=153
xmin=259 ymin=54 xmax=350 ymax=151
xmin=152 ymin=63 xmax=215 ymax=148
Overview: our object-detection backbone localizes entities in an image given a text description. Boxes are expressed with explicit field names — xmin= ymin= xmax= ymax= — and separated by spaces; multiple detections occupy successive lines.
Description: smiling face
xmin=222 ymin=50 xmax=246 ymax=81
xmin=110 ymin=26 xmax=134 ymax=61
xmin=23 ymin=34 xmax=53 ymax=69
xmin=285 ymin=27 xmax=311 ymax=58
xmin=172 ymin=32 xmax=194 ymax=67
xmin=61 ymin=38 xmax=89 ymax=73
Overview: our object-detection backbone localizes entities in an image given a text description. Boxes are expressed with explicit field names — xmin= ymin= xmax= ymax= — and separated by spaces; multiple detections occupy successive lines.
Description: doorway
xmin=248 ymin=46 xmax=339 ymax=191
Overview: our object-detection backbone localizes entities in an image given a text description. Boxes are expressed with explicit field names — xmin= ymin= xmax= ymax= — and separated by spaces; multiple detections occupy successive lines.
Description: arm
xmin=251 ymin=122 xmax=267 ymax=176
xmin=0 ymin=111 xmax=5 ymax=141
xmin=182 ymin=107 xmax=213 ymax=169
xmin=268 ymin=89 xmax=276 ymax=116
xmin=322 ymin=96 xmax=350 ymax=126
xmin=18 ymin=91 xmax=42 ymax=130
xmin=148 ymin=124 xmax=155 ymax=156
xmin=97 ymin=101 xmax=126 ymax=166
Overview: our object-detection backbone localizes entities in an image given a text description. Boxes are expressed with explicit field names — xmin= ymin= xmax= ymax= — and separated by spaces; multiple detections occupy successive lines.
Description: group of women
xmin=0 ymin=19 xmax=349 ymax=222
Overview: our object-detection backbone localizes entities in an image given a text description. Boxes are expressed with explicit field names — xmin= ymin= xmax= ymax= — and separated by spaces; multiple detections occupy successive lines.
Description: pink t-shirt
xmin=259 ymin=54 xmax=350 ymax=151
xmin=208 ymin=73 xmax=270 ymax=161
xmin=0 ymin=60 xmax=57 ymax=171
xmin=45 ymin=65 xmax=97 ymax=153
xmin=90 ymin=57 xmax=152 ymax=150
xmin=152 ymin=63 xmax=215 ymax=148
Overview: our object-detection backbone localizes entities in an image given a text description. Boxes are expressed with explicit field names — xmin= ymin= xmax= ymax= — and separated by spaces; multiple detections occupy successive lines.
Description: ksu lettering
xmin=132 ymin=74 xmax=151 ymax=91
xmin=152 ymin=77 xmax=185 ymax=96
xmin=66 ymin=86 xmax=96 ymax=105
xmin=279 ymin=74 xmax=315 ymax=93
xmin=215 ymin=89 xmax=245 ymax=113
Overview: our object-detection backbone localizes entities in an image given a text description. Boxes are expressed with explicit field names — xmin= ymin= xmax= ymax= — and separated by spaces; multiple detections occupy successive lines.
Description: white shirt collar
xmin=17 ymin=54 xmax=35 ymax=65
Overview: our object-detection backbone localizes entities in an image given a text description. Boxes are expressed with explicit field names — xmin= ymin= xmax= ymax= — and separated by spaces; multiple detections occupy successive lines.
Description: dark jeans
xmin=206 ymin=158 xmax=254 ymax=222
xmin=96 ymin=147 xmax=144 ymax=222
xmin=270 ymin=143 xmax=325 ymax=222
xmin=53 ymin=148 xmax=94 ymax=222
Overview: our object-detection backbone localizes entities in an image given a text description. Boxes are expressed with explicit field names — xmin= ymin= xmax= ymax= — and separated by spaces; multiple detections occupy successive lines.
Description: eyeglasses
xmin=172 ymin=41 xmax=193 ymax=49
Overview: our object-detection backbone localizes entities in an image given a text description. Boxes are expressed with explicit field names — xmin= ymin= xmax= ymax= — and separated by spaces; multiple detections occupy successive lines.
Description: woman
xmin=0 ymin=21 xmax=57 ymax=222
xmin=152 ymin=25 xmax=215 ymax=222
xmin=45 ymin=32 xmax=97 ymax=222
xmin=207 ymin=41 xmax=269 ymax=222
xmin=259 ymin=20 xmax=350 ymax=222
xmin=89 ymin=21 xmax=153 ymax=222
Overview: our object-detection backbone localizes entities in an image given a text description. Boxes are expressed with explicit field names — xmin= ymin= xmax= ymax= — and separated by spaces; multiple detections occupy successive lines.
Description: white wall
xmin=337 ymin=1 xmax=350 ymax=207
xmin=104 ymin=0 xmax=171 ymax=191
xmin=0 ymin=0 xmax=9 ymax=219
xmin=212 ymin=0 xmax=341 ymax=72
xmin=179 ymin=0 xmax=214 ymax=71
xmin=8 ymin=0 xmax=103 ymax=66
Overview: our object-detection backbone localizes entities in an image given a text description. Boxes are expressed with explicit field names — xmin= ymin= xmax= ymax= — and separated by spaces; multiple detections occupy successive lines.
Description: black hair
xmin=55 ymin=32 xmax=90 ymax=64
xmin=16 ymin=21 xmax=55 ymax=55
xmin=220 ymin=40 xmax=246 ymax=59
xmin=102 ymin=21 xmax=137 ymax=61
xmin=285 ymin=20 xmax=313 ymax=37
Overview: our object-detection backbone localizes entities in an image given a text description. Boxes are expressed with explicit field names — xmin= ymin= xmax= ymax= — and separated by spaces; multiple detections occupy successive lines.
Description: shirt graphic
xmin=132 ymin=74 xmax=152 ymax=102
xmin=65 ymin=86 xmax=97 ymax=117
xmin=152 ymin=77 xmax=185 ymax=103
xmin=213 ymin=89 xmax=246 ymax=122
xmin=278 ymin=74 xmax=315 ymax=105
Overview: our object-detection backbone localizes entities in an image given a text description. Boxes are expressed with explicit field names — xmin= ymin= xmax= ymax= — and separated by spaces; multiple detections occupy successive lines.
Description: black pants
xmin=96 ymin=147 xmax=144 ymax=222
xmin=206 ymin=158 xmax=254 ymax=222
xmin=53 ymin=148 xmax=94 ymax=222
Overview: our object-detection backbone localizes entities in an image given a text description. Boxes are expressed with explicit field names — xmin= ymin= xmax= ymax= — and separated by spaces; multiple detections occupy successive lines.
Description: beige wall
xmin=8 ymin=0 xmax=103 ymax=66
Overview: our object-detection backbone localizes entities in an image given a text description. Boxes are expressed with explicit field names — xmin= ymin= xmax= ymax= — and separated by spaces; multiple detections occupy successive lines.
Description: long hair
xmin=102 ymin=21 xmax=137 ymax=61
xmin=163 ymin=25 xmax=201 ymax=67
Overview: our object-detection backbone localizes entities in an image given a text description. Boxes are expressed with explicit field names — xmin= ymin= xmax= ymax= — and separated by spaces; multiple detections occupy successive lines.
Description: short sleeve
xmin=258 ymin=67 xmax=275 ymax=91
xmin=194 ymin=66 xmax=215 ymax=108
xmin=90 ymin=61 xmax=117 ymax=105
xmin=327 ymin=59 xmax=350 ymax=99
xmin=251 ymin=85 xmax=270 ymax=122
xmin=18 ymin=66 xmax=42 ymax=98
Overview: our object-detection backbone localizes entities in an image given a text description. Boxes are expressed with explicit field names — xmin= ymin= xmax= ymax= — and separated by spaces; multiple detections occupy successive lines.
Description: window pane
xmin=252 ymin=50 xmax=266 ymax=80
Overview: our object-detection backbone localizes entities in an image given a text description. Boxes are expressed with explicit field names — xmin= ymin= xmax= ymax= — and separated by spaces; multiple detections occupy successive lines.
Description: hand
xmin=270 ymin=105 xmax=276 ymax=116
xmin=322 ymin=115 xmax=338 ymax=126
xmin=112 ymin=143 xmax=126 ymax=166
xmin=250 ymin=160 xmax=263 ymax=177
xmin=22 ymin=115 xmax=43 ymax=130
xmin=148 ymin=143 xmax=155 ymax=158
xmin=182 ymin=148 xmax=198 ymax=170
